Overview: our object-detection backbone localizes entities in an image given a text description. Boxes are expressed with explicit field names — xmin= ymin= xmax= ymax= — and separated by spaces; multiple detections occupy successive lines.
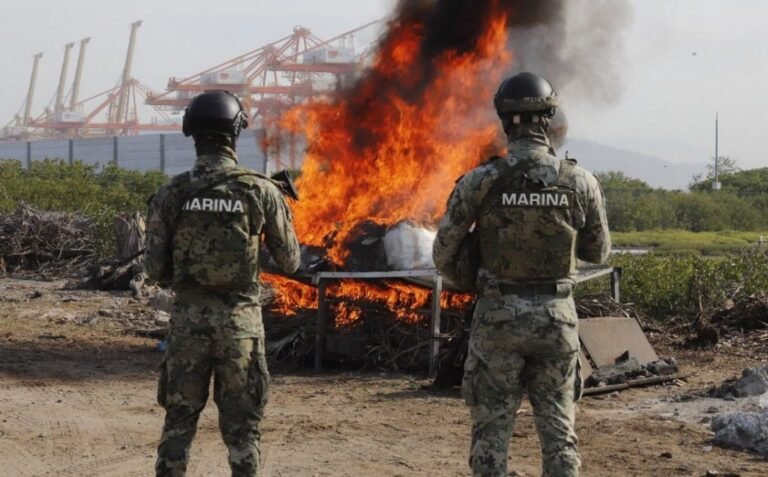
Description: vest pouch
xmin=478 ymin=187 xmax=577 ymax=282
xmin=172 ymin=191 xmax=259 ymax=290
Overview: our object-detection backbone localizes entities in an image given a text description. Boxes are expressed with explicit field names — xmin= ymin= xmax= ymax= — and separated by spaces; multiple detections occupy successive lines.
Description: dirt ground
xmin=1 ymin=278 xmax=767 ymax=477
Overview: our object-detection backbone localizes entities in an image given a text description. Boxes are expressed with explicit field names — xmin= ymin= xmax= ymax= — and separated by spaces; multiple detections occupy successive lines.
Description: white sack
xmin=382 ymin=222 xmax=436 ymax=271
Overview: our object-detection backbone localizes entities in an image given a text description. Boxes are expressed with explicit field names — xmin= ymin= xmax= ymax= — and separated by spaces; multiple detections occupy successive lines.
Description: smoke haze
xmin=506 ymin=0 xmax=633 ymax=105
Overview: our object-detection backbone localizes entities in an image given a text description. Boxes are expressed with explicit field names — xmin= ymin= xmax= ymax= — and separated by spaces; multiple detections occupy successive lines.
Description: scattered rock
xmin=129 ymin=272 xmax=147 ymax=298
xmin=154 ymin=311 xmax=170 ymax=325
xmin=734 ymin=368 xmax=768 ymax=397
xmin=149 ymin=289 xmax=174 ymax=313
xmin=648 ymin=357 xmax=678 ymax=376
xmin=585 ymin=356 xmax=679 ymax=387
xmin=711 ymin=411 xmax=768 ymax=457
xmin=40 ymin=310 xmax=75 ymax=323
xmin=660 ymin=451 xmax=673 ymax=458
xmin=711 ymin=367 xmax=768 ymax=399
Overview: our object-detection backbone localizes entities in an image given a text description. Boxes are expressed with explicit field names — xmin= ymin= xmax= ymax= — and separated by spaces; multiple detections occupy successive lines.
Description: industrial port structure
xmin=1 ymin=19 xmax=379 ymax=154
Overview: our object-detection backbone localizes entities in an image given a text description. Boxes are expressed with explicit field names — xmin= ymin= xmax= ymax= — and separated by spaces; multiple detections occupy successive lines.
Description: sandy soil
xmin=1 ymin=278 xmax=767 ymax=477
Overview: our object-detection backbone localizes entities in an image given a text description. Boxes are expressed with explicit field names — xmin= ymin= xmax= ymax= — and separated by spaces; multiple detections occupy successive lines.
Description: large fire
xmin=264 ymin=272 xmax=474 ymax=325
xmin=264 ymin=2 xmax=515 ymax=324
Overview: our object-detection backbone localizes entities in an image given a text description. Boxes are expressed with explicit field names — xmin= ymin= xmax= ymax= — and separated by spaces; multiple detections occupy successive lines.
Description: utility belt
xmin=495 ymin=282 xmax=573 ymax=298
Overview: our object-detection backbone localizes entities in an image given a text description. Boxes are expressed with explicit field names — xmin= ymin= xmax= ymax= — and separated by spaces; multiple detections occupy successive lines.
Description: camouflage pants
xmin=463 ymin=292 xmax=580 ymax=477
xmin=155 ymin=334 xmax=269 ymax=477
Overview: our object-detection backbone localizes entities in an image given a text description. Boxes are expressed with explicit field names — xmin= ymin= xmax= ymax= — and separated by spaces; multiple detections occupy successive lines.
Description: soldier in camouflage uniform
xmin=433 ymin=73 xmax=610 ymax=477
xmin=145 ymin=91 xmax=301 ymax=477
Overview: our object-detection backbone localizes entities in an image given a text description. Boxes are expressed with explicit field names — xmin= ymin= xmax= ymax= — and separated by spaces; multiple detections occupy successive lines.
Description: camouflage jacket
xmin=145 ymin=148 xmax=301 ymax=338
xmin=433 ymin=138 xmax=610 ymax=292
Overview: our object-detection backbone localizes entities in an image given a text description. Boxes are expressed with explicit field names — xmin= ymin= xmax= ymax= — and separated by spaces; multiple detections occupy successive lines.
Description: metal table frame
xmin=310 ymin=267 xmax=621 ymax=377
xmin=312 ymin=270 xmax=443 ymax=376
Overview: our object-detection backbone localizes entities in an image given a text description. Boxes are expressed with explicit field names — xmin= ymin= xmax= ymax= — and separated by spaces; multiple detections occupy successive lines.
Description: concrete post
xmin=159 ymin=134 xmax=166 ymax=173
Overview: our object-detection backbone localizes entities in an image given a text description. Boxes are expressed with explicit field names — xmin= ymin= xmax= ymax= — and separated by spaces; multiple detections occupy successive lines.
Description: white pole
xmin=714 ymin=112 xmax=720 ymax=191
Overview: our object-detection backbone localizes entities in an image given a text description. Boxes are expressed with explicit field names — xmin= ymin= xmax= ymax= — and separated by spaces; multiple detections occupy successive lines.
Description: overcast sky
xmin=1 ymin=0 xmax=766 ymax=169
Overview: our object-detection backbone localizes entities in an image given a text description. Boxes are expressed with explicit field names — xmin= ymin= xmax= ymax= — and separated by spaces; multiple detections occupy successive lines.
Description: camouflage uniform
xmin=433 ymin=130 xmax=610 ymax=477
xmin=146 ymin=146 xmax=301 ymax=477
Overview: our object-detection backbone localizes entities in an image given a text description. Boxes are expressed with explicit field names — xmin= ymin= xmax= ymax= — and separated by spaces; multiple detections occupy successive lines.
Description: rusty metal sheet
xmin=579 ymin=348 xmax=594 ymax=380
xmin=578 ymin=317 xmax=658 ymax=368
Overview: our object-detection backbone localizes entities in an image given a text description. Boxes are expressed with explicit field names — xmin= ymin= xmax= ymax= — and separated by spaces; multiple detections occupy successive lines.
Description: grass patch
xmin=578 ymin=251 xmax=768 ymax=319
xmin=611 ymin=230 xmax=765 ymax=256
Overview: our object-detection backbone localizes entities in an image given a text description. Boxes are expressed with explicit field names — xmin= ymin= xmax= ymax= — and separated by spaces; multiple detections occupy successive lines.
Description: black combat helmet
xmin=182 ymin=90 xmax=249 ymax=138
xmin=494 ymin=72 xmax=558 ymax=122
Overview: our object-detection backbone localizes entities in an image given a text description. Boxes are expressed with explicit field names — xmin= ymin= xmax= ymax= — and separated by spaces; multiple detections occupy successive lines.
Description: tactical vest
xmin=165 ymin=168 xmax=266 ymax=291
xmin=476 ymin=154 xmax=585 ymax=283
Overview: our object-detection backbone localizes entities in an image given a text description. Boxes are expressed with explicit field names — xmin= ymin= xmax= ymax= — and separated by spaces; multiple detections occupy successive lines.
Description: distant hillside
xmin=561 ymin=139 xmax=705 ymax=190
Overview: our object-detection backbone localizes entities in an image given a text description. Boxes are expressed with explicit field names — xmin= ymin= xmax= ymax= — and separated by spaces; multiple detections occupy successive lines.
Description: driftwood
xmin=115 ymin=212 xmax=146 ymax=261
xmin=79 ymin=213 xmax=147 ymax=293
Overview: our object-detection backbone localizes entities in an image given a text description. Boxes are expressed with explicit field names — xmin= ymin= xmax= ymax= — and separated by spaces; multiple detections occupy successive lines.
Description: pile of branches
xmin=709 ymin=294 xmax=768 ymax=332
xmin=576 ymin=293 xmax=641 ymax=320
xmin=0 ymin=203 xmax=97 ymax=277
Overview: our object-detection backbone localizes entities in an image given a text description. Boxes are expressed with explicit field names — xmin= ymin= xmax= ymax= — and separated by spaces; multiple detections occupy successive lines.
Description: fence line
xmin=0 ymin=130 xmax=267 ymax=175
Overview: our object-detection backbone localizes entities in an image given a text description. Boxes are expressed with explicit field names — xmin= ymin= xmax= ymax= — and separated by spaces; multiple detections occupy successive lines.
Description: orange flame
xmin=263 ymin=273 xmax=318 ymax=316
xmin=264 ymin=5 xmax=514 ymax=323
xmin=263 ymin=273 xmax=474 ymax=327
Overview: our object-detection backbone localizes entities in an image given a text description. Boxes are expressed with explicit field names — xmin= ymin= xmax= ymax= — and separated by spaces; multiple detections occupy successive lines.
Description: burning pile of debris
xmin=261 ymin=0 xmax=538 ymax=359
xmin=253 ymin=0 xmax=668 ymax=389
xmin=0 ymin=203 xmax=98 ymax=277
xmin=261 ymin=269 xmax=471 ymax=371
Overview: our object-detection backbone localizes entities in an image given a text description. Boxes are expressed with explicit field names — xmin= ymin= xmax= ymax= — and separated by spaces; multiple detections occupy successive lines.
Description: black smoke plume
xmin=342 ymin=0 xmax=631 ymax=149
xmin=388 ymin=0 xmax=630 ymax=101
